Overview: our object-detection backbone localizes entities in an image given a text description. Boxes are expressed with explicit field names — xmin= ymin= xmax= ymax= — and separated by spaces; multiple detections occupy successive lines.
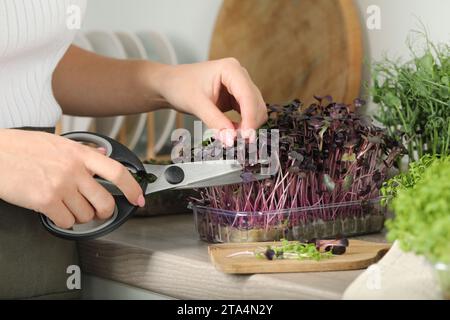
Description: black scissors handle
xmin=40 ymin=132 xmax=148 ymax=241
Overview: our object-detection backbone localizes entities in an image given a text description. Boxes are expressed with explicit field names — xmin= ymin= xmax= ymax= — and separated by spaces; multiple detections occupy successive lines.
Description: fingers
xmin=235 ymin=82 xmax=267 ymax=132
xmin=219 ymin=58 xmax=268 ymax=133
xmin=249 ymin=83 xmax=268 ymax=127
xmin=45 ymin=201 xmax=76 ymax=229
xmin=195 ymin=98 xmax=235 ymax=130
xmin=96 ymin=147 xmax=107 ymax=155
xmin=195 ymin=98 xmax=237 ymax=146
xmin=63 ymin=190 xmax=95 ymax=223
xmin=77 ymin=173 xmax=117 ymax=220
xmin=85 ymin=147 xmax=107 ymax=176
xmin=82 ymin=148 xmax=145 ymax=208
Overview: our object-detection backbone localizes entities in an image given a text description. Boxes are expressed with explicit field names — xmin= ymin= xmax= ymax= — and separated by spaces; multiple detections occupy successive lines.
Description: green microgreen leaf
xmin=385 ymin=155 xmax=450 ymax=263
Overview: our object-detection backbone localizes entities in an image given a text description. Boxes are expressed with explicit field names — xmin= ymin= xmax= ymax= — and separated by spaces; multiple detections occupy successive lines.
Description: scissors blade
xmin=103 ymin=160 xmax=274 ymax=197
xmin=175 ymin=172 xmax=269 ymax=189
xmin=144 ymin=160 xmax=248 ymax=194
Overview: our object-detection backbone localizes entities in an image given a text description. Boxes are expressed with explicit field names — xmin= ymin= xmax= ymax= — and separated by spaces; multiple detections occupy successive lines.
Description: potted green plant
xmin=383 ymin=155 xmax=450 ymax=299
xmin=371 ymin=32 xmax=450 ymax=163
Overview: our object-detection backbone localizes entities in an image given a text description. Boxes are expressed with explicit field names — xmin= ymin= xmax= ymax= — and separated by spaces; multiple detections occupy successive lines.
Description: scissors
xmin=40 ymin=131 xmax=270 ymax=240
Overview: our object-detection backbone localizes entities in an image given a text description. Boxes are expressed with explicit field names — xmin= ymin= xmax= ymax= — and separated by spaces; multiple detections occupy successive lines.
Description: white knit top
xmin=0 ymin=0 xmax=86 ymax=128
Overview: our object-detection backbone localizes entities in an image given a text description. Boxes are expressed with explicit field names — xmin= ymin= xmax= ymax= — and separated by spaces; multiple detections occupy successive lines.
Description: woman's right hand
xmin=0 ymin=129 xmax=145 ymax=229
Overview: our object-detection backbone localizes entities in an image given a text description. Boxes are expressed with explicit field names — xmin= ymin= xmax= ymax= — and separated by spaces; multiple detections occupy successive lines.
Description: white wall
xmin=355 ymin=0 xmax=449 ymax=62
xmin=354 ymin=0 xmax=450 ymax=112
xmin=82 ymin=0 xmax=450 ymax=108
xmin=82 ymin=0 xmax=450 ymax=62
xmin=82 ymin=0 xmax=222 ymax=64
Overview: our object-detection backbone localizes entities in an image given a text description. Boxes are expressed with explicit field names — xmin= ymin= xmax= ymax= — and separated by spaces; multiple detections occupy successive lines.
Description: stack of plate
xmin=61 ymin=30 xmax=179 ymax=159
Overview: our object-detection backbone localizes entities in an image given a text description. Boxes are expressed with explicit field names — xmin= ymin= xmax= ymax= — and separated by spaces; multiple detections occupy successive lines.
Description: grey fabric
xmin=0 ymin=201 xmax=81 ymax=299
xmin=0 ymin=127 xmax=81 ymax=299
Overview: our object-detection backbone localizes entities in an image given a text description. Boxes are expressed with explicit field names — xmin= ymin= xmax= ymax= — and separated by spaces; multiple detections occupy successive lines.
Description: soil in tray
xmin=197 ymin=215 xmax=385 ymax=243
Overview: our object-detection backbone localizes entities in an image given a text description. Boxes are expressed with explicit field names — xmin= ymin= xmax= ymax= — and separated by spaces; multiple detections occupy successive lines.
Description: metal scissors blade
xmin=144 ymin=159 xmax=264 ymax=194
xmin=101 ymin=160 xmax=270 ymax=196
xmin=176 ymin=172 xmax=270 ymax=189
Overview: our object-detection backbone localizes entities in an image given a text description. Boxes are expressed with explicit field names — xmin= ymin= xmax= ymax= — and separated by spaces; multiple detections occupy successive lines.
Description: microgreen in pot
xmin=191 ymin=97 xmax=403 ymax=242
xmin=371 ymin=30 xmax=450 ymax=163
xmin=384 ymin=155 xmax=450 ymax=264
xmin=383 ymin=155 xmax=450 ymax=299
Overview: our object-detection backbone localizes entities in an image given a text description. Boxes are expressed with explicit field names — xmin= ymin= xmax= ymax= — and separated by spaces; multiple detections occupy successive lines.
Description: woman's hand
xmin=0 ymin=129 xmax=144 ymax=229
xmin=54 ymin=47 xmax=267 ymax=145
xmin=153 ymin=58 xmax=268 ymax=145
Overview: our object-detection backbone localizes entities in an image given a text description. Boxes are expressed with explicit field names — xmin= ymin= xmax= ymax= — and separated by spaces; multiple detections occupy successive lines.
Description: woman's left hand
xmin=154 ymin=58 xmax=267 ymax=145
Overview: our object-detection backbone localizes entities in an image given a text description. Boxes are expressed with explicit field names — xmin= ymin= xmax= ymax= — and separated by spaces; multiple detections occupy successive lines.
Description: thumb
xmin=195 ymin=99 xmax=236 ymax=146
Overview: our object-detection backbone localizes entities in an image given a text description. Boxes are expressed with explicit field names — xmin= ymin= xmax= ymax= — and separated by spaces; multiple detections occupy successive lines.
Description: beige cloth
xmin=343 ymin=241 xmax=442 ymax=300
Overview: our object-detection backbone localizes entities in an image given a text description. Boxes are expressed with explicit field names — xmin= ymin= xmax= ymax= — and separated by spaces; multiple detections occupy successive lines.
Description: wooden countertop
xmin=78 ymin=214 xmax=386 ymax=300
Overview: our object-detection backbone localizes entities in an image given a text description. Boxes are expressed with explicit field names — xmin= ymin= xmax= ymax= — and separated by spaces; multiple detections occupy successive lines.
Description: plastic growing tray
xmin=191 ymin=198 xmax=385 ymax=243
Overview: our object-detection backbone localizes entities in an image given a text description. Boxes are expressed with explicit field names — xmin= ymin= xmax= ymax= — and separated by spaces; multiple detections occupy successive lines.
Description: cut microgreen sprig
xmin=256 ymin=239 xmax=332 ymax=261
xmin=227 ymin=238 xmax=349 ymax=261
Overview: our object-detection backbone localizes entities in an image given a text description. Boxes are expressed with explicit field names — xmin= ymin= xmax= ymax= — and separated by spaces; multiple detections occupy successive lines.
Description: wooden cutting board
xmin=210 ymin=0 xmax=363 ymax=106
xmin=208 ymin=240 xmax=390 ymax=274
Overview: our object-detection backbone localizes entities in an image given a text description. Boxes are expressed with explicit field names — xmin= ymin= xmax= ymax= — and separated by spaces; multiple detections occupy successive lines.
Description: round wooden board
xmin=210 ymin=0 xmax=363 ymax=106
